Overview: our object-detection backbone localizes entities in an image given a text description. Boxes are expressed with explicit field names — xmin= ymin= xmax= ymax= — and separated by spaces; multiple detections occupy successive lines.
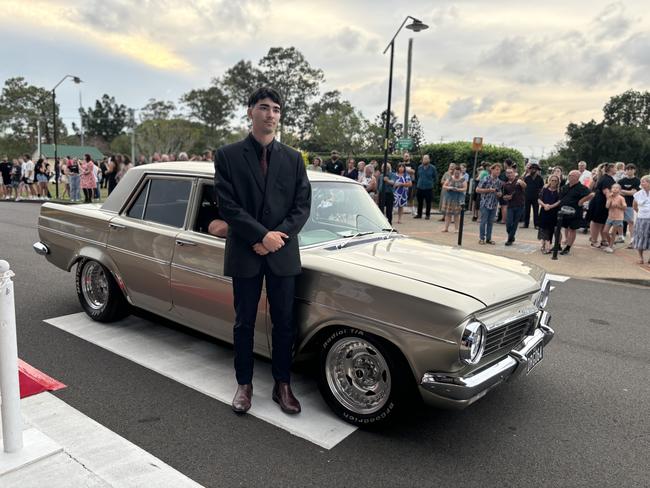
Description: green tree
xmin=407 ymin=115 xmax=426 ymax=152
xmin=0 ymin=76 xmax=65 ymax=144
xmin=135 ymin=119 xmax=203 ymax=156
xmin=259 ymin=47 xmax=324 ymax=137
xmin=302 ymin=91 xmax=367 ymax=153
xmin=76 ymin=94 xmax=130 ymax=142
xmin=139 ymin=99 xmax=177 ymax=121
xmin=221 ymin=60 xmax=265 ymax=108
xmin=603 ymin=89 xmax=650 ymax=127
xmin=180 ymin=81 xmax=233 ymax=133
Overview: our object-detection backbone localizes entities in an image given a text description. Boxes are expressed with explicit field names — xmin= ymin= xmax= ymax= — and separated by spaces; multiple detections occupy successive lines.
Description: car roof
xmin=130 ymin=162 xmax=356 ymax=183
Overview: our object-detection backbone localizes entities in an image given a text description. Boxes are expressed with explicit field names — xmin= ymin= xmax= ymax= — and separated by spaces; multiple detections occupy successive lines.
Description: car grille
xmin=484 ymin=316 xmax=536 ymax=356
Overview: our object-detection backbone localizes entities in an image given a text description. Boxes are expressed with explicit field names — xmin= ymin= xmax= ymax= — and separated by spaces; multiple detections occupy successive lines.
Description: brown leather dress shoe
xmin=272 ymin=382 xmax=301 ymax=414
xmin=232 ymin=384 xmax=252 ymax=413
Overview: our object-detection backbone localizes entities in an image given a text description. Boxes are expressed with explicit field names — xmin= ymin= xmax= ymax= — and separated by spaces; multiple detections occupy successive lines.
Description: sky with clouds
xmin=1 ymin=0 xmax=649 ymax=157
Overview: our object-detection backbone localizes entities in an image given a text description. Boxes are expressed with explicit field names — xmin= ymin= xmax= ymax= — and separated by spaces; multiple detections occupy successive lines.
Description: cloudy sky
xmin=2 ymin=0 xmax=649 ymax=157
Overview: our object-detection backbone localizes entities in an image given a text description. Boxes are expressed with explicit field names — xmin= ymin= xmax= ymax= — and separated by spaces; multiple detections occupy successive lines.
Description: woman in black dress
xmin=588 ymin=162 xmax=616 ymax=248
xmin=537 ymin=174 xmax=561 ymax=253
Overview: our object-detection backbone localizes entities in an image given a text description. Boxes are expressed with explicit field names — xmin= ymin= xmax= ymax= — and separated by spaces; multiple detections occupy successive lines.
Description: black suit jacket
xmin=214 ymin=136 xmax=311 ymax=278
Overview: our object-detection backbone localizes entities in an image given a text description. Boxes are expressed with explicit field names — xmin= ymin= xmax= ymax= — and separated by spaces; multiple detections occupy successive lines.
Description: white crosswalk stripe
xmin=44 ymin=313 xmax=357 ymax=450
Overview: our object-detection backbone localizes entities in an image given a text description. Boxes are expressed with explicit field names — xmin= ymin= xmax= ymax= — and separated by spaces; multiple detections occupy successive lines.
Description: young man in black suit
xmin=214 ymin=87 xmax=311 ymax=415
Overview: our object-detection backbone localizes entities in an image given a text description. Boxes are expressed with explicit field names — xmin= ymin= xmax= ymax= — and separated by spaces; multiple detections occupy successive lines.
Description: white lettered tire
xmin=318 ymin=327 xmax=409 ymax=427
xmin=75 ymin=259 xmax=129 ymax=322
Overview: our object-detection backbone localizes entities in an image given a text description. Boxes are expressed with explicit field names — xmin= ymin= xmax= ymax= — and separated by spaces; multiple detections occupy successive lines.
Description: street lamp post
xmin=380 ymin=17 xmax=428 ymax=212
xmin=52 ymin=75 xmax=82 ymax=199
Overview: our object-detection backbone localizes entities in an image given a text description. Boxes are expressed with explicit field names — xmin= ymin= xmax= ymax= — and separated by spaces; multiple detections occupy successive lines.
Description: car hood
xmin=320 ymin=237 xmax=543 ymax=306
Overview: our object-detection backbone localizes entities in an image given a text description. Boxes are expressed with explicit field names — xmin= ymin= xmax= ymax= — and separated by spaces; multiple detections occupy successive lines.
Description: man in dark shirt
xmin=523 ymin=163 xmax=544 ymax=228
xmin=557 ymin=170 xmax=593 ymax=254
xmin=0 ymin=156 xmax=12 ymax=199
xmin=325 ymin=150 xmax=344 ymax=175
xmin=618 ymin=163 xmax=641 ymax=244
xmin=502 ymin=167 xmax=527 ymax=245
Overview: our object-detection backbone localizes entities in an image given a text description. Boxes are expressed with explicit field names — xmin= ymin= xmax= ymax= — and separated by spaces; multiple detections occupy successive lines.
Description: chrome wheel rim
xmin=325 ymin=337 xmax=391 ymax=415
xmin=81 ymin=262 xmax=109 ymax=310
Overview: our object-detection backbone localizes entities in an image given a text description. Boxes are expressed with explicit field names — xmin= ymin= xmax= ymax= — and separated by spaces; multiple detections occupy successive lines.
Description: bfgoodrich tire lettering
xmin=318 ymin=327 xmax=408 ymax=427
xmin=75 ymin=259 xmax=129 ymax=322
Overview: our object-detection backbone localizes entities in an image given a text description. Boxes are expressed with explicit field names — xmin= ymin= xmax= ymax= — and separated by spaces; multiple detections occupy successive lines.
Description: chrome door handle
xmin=109 ymin=223 xmax=126 ymax=230
xmin=176 ymin=239 xmax=197 ymax=247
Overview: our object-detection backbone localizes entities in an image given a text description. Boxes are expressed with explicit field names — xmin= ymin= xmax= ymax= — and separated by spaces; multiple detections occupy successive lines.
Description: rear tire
xmin=75 ymin=259 xmax=129 ymax=322
xmin=317 ymin=327 xmax=410 ymax=427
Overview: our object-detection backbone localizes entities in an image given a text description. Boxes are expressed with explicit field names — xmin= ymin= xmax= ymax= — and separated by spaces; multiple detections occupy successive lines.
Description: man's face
xmin=568 ymin=171 xmax=579 ymax=185
xmin=578 ymin=163 xmax=586 ymax=171
xmin=248 ymin=97 xmax=281 ymax=136
xmin=422 ymin=156 xmax=430 ymax=165
xmin=506 ymin=169 xmax=515 ymax=181
xmin=626 ymin=167 xmax=636 ymax=177
xmin=403 ymin=152 xmax=410 ymax=162
xmin=491 ymin=166 xmax=501 ymax=178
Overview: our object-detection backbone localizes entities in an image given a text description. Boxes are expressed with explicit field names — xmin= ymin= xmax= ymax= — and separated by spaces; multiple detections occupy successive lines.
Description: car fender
xmin=69 ymin=247 xmax=132 ymax=304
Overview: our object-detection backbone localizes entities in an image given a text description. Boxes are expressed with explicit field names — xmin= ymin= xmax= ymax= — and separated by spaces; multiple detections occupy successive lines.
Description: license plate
xmin=526 ymin=342 xmax=544 ymax=374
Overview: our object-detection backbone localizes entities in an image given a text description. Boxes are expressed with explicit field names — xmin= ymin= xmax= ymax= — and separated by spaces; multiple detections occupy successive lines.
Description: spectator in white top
xmin=632 ymin=175 xmax=650 ymax=264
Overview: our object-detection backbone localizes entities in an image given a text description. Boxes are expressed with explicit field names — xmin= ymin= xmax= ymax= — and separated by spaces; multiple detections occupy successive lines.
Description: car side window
xmin=194 ymin=183 xmax=223 ymax=235
xmin=126 ymin=180 xmax=149 ymax=220
xmin=143 ymin=178 xmax=192 ymax=228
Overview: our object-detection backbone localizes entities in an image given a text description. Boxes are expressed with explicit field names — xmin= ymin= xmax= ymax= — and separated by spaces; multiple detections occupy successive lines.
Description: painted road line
xmin=44 ymin=313 xmax=357 ymax=450
xmin=2 ymin=393 xmax=203 ymax=488
xmin=546 ymin=273 xmax=571 ymax=282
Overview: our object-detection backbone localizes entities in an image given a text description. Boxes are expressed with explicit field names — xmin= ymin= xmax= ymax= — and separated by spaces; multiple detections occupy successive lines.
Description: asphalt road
xmin=2 ymin=202 xmax=649 ymax=488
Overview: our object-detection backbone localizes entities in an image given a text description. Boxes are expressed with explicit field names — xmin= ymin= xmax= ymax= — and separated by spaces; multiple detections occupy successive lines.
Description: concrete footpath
xmin=393 ymin=208 xmax=650 ymax=285
xmin=0 ymin=393 xmax=202 ymax=488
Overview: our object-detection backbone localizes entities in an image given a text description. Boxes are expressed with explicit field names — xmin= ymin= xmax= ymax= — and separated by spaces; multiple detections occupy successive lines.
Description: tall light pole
xmin=380 ymin=16 xmax=428 ymax=211
xmin=52 ymin=75 xmax=82 ymax=199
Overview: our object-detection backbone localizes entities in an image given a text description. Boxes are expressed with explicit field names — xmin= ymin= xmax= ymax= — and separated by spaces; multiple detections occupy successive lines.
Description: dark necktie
xmin=260 ymin=146 xmax=268 ymax=176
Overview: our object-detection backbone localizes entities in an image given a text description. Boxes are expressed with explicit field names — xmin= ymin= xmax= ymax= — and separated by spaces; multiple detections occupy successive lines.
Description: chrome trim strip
xmin=171 ymin=263 xmax=232 ymax=283
xmin=420 ymin=323 xmax=555 ymax=402
xmin=37 ymin=225 xmax=105 ymax=247
xmin=106 ymin=245 xmax=169 ymax=266
xmin=295 ymin=298 xmax=456 ymax=344
xmin=33 ymin=241 xmax=50 ymax=255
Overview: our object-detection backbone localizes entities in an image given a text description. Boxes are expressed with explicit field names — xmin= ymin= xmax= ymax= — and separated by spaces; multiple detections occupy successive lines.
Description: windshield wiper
xmin=382 ymin=228 xmax=398 ymax=239
xmin=337 ymin=231 xmax=376 ymax=249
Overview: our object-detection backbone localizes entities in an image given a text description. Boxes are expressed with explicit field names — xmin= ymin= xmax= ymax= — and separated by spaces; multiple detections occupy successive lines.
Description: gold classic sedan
xmin=34 ymin=162 xmax=554 ymax=426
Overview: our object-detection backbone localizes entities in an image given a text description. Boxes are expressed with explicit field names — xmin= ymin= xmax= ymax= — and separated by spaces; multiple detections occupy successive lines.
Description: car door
xmin=106 ymin=175 xmax=193 ymax=314
xmin=170 ymin=179 xmax=269 ymax=355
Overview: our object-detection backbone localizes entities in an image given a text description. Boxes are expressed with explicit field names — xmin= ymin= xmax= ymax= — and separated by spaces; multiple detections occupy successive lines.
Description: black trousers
xmin=380 ymin=192 xmax=394 ymax=224
xmin=83 ymin=188 xmax=93 ymax=203
xmin=416 ymin=188 xmax=433 ymax=217
xmin=231 ymin=261 xmax=296 ymax=385
xmin=524 ymin=197 xmax=539 ymax=227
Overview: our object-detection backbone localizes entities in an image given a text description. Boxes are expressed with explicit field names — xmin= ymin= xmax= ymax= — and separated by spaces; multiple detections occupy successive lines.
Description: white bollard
xmin=0 ymin=259 xmax=23 ymax=453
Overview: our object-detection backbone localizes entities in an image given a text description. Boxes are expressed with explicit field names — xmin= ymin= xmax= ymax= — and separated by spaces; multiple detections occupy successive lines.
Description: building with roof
xmin=33 ymin=144 xmax=104 ymax=163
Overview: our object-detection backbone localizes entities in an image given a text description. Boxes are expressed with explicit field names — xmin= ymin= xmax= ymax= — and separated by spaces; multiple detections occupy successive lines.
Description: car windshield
xmin=298 ymin=181 xmax=391 ymax=247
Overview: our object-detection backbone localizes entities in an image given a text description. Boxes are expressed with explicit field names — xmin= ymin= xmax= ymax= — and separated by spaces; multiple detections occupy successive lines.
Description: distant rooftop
xmin=35 ymin=144 xmax=105 ymax=160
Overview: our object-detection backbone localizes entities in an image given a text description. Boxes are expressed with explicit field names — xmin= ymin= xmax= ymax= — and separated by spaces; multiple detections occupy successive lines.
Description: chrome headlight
xmin=460 ymin=320 xmax=486 ymax=365
xmin=535 ymin=278 xmax=552 ymax=309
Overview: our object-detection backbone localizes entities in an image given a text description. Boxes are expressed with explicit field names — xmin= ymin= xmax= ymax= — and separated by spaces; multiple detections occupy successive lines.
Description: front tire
xmin=318 ymin=328 xmax=409 ymax=427
xmin=75 ymin=259 xmax=129 ymax=322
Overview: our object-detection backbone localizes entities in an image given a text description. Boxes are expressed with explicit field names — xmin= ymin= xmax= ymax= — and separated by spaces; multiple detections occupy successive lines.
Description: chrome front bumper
xmin=420 ymin=311 xmax=554 ymax=408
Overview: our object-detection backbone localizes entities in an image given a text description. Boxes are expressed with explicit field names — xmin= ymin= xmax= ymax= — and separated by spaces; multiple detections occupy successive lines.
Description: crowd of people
xmin=309 ymin=151 xmax=650 ymax=265
xmin=0 ymin=150 xmax=214 ymax=203
xmin=3 ymin=148 xmax=649 ymax=264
